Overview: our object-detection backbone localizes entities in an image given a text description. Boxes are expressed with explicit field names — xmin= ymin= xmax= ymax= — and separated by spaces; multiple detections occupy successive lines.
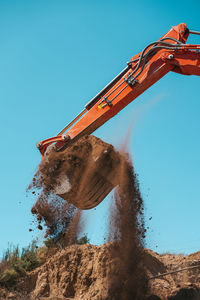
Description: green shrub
xmin=0 ymin=240 xmax=41 ymax=286
xmin=44 ymin=238 xmax=58 ymax=249
xmin=3 ymin=244 xmax=20 ymax=268
xmin=0 ymin=259 xmax=8 ymax=275
xmin=21 ymin=240 xmax=39 ymax=271
xmin=0 ymin=268 xmax=19 ymax=286
xmin=77 ymin=234 xmax=90 ymax=245
xmin=44 ymin=233 xmax=90 ymax=249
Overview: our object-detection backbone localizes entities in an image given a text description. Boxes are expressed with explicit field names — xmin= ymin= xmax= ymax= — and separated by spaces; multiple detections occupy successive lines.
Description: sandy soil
xmin=1 ymin=244 xmax=200 ymax=300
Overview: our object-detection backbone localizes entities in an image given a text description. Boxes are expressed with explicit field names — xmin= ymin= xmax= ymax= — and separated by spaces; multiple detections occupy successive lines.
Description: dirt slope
xmin=147 ymin=250 xmax=200 ymax=299
xmin=1 ymin=243 xmax=200 ymax=300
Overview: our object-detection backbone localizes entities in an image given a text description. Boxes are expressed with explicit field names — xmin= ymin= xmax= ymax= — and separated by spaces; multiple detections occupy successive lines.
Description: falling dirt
xmin=28 ymin=135 xmax=121 ymax=240
xmin=29 ymin=190 xmax=76 ymax=239
xmin=108 ymin=152 xmax=148 ymax=299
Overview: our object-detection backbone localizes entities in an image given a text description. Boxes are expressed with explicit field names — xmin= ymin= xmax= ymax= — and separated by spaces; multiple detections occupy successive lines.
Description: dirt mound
xmin=168 ymin=286 xmax=200 ymax=300
xmin=146 ymin=249 xmax=200 ymax=299
xmin=2 ymin=244 xmax=200 ymax=300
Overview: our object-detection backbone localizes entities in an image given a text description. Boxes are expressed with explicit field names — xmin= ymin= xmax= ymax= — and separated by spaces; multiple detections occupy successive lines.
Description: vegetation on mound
xmin=0 ymin=241 xmax=39 ymax=286
xmin=44 ymin=233 xmax=90 ymax=249
xmin=0 ymin=234 xmax=90 ymax=287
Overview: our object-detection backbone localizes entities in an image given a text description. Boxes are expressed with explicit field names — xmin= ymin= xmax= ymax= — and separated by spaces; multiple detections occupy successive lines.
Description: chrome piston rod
xmin=189 ymin=30 xmax=200 ymax=36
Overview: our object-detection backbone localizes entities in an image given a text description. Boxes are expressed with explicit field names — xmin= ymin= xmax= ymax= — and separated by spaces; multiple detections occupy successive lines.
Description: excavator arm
xmin=37 ymin=23 xmax=200 ymax=157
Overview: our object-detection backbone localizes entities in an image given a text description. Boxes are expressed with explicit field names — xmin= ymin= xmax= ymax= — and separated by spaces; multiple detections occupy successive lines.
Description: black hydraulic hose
xmin=101 ymin=42 xmax=186 ymax=108
xmin=106 ymin=44 xmax=182 ymax=106
xmin=128 ymin=41 xmax=184 ymax=76
xmin=159 ymin=37 xmax=183 ymax=43
xmin=132 ymin=45 xmax=183 ymax=82
xmin=128 ymin=37 xmax=183 ymax=66
xmin=87 ymin=38 xmax=186 ymax=110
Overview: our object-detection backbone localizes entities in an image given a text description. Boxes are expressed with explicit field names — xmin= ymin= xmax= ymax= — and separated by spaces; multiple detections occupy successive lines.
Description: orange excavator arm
xmin=37 ymin=23 xmax=200 ymax=157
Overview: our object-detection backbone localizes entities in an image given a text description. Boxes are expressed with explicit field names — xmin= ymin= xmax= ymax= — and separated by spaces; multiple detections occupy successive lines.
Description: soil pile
xmin=1 ymin=244 xmax=200 ymax=300
xmin=146 ymin=249 xmax=200 ymax=299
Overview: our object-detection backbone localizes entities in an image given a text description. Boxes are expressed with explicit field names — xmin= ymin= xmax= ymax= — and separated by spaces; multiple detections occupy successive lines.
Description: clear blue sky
xmin=0 ymin=0 xmax=200 ymax=255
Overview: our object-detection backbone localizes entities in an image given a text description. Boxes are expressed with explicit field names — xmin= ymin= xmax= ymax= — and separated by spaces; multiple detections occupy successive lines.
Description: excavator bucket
xmin=39 ymin=135 xmax=120 ymax=209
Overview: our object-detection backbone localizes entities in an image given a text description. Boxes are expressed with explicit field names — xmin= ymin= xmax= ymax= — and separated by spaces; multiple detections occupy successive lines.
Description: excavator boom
xmin=36 ymin=23 xmax=200 ymax=210
xmin=37 ymin=23 xmax=200 ymax=157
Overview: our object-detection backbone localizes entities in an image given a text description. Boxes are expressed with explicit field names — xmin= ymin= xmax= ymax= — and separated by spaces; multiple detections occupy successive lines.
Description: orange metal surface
xmin=37 ymin=23 xmax=200 ymax=157
xmin=164 ymin=50 xmax=200 ymax=76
